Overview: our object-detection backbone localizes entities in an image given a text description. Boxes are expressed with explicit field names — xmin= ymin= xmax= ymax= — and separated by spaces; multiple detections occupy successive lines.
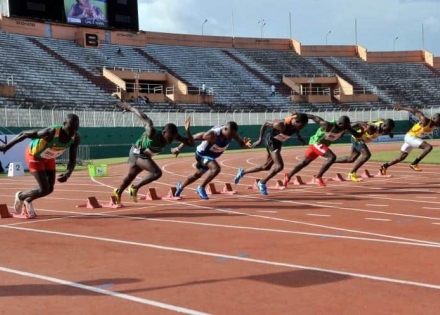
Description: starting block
xmin=103 ymin=196 xmax=123 ymax=209
xmin=361 ymin=169 xmax=392 ymax=178
xmin=247 ymin=179 xmax=286 ymax=190
xmin=329 ymin=173 xmax=347 ymax=182
xmin=0 ymin=204 xmax=11 ymax=218
xmin=141 ymin=187 xmax=182 ymax=201
xmin=76 ymin=196 xmax=103 ymax=209
xmin=292 ymin=176 xmax=306 ymax=186
xmin=207 ymin=183 xmax=237 ymax=195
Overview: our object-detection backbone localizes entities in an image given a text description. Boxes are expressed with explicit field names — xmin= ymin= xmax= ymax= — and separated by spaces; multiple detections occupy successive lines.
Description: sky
xmin=137 ymin=0 xmax=440 ymax=55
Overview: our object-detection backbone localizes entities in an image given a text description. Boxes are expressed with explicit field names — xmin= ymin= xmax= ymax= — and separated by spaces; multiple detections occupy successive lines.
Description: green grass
xmin=370 ymin=149 xmax=440 ymax=165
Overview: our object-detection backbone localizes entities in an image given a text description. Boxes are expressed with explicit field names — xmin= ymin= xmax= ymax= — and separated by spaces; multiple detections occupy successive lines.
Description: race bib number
xmin=210 ymin=144 xmax=229 ymax=153
xmin=40 ymin=148 xmax=65 ymax=159
xmin=273 ymin=134 xmax=291 ymax=142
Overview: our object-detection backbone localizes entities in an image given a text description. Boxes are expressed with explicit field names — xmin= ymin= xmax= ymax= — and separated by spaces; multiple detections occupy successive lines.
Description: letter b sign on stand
xmin=8 ymin=162 xmax=25 ymax=177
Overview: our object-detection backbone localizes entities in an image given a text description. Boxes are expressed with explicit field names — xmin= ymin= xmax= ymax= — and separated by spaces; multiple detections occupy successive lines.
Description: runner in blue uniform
xmin=173 ymin=121 xmax=251 ymax=200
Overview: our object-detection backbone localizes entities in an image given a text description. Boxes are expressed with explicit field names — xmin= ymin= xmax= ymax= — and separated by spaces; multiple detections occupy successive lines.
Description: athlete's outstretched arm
xmin=0 ymin=128 xmax=54 ymax=153
xmin=171 ymin=131 xmax=211 ymax=156
xmin=58 ymin=134 xmax=81 ymax=182
xmin=252 ymin=120 xmax=282 ymax=148
xmin=116 ymin=102 xmax=154 ymax=134
xmin=307 ymin=114 xmax=330 ymax=130
xmin=394 ymin=103 xmax=428 ymax=125
xmin=234 ymin=134 xmax=252 ymax=149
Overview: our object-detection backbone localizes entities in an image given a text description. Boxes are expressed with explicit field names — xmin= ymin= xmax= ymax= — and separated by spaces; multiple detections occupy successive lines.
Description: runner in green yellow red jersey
xmin=113 ymin=102 xmax=194 ymax=204
xmin=284 ymin=114 xmax=364 ymax=187
xmin=336 ymin=119 xmax=395 ymax=181
xmin=0 ymin=114 xmax=81 ymax=218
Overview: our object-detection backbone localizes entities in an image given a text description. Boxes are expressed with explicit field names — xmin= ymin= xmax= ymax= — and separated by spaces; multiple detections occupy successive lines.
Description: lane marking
xmin=432 ymin=223 xmax=440 ymax=225
xmin=306 ymin=214 xmax=331 ymax=217
xmin=417 ymin=197 xmax=437 ymax=199
xmin=0 ymin=267 xmax=209 ymax=315
xmin=366 ymin=204 xmax=389 ymax=207
xmin=423 ymin=207 xmax=440 ymax=210
xmin=257 ymin=210 xmax=278 ymax=213
xmin=317 ymin=202 xmax=343 ymax=205
xmin=2 ymin=226 xmax=440 ymax=291
xmin=365 ymin=218 xmax=392 ymax=222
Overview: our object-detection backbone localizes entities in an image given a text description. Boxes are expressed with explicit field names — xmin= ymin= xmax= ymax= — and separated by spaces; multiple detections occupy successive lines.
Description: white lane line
xmin=0 ymin=267 xmax=209 ymax=315
xmin=365 ymin=218 xmax=392 ymax=222
xmin=306 ymin=214 xmax=331 ymax=217
xmin=257 ymin=210 xmax=278 ymax=213
xmin=432 ymin=223 xmax=440 ymax=225
xmin=366 ymin=204 xmax=389 ymax=207
xmin=2 ymin=226 xmax=440 ymax=291
xmin=317 ymin=202 xmax=342 ymax=205
xmin=417 ymin=197 xmax=438 ymax=199
xmin=423 ymin=207 xmax=440 ymax=210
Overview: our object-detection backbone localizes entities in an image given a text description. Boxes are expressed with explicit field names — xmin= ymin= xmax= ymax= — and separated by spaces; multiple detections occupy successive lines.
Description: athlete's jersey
xmin=309 ymin=120 xmax=345 ymax=147
xmin=134 ymin=128 xmax=167 ymax=156
xmin=407 ymin=119 xmax=436 ymax=138
xmin=196 ymin=126 xmax=231 ymax=159
xmin=29 ymin=125 xmax=76 ymax=159
xmin=353 ymin=120 xmax=384 ymax=143
xmin=268 ymin=116 xmax=299 ymax=143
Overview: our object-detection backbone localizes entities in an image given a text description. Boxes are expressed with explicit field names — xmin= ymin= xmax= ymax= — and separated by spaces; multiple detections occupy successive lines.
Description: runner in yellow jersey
xmin=336 ymin=119 xmax=395 ymax=181
xmin=380 ymin=104 xmax=440 ymax=174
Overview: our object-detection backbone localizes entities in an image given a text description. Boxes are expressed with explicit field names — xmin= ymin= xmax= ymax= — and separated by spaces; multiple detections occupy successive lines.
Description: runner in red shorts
xmin=284 ymin=114 xmax=364 ymax=187
xmin=0 ymin=114 xmax=80 ymax=218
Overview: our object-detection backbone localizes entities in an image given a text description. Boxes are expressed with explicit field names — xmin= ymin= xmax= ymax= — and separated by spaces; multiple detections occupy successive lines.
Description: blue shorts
xmin=351 ymin=138 xmax=368 ymax=153
xmin=195 ymin=153 xmax=215 ymax=172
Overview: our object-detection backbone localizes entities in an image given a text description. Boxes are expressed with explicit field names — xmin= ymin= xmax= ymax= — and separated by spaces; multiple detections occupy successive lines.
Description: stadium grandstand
xmin=1 ymin=6 xmax=440 ymax=126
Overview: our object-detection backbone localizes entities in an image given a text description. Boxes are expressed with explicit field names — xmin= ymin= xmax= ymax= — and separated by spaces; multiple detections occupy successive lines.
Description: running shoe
xmin=174 ymin=182 xmax=183 ymax=197
xmin=348 ymin=172 xmax=360 ymax=182
xmin=410 ymin=164 xmax=422 ymax=172
xmin=257 ymin=181 xmax=268 ymax=195
xmin=314 ymin=176 xmax=326 ymax=187
xmin=113 ymin=189 xmax=121 ymax=205
xmin=23 ymin=200 xmax=37 ymax=219
xmin=129 ymin=185 xmax=138 ymax=202
xmin=283 ymin=173 xmax=290 ymax=187
xmin=379 ymin=165 xmax=387 ymax=176
xmin=14 ymin=191 xmax=23 ymax=214
xmin=234 ymin=168 xmax=244 ymax=185
xmin=196 ymin=186 xmax=209 ymax=200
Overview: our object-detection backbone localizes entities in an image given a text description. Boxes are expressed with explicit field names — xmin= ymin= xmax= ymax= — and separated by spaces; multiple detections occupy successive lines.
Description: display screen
xmin=64 ymin=0 xmax=108 ymax=27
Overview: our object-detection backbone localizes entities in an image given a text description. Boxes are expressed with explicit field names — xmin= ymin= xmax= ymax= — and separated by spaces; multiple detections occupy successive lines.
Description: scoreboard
xmin=5 ymin=0 xmax=139 ymax=32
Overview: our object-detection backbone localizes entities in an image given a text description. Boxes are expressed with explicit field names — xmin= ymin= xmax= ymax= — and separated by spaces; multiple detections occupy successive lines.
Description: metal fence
xmin=2 ymin=106 xmax=440 ymax=128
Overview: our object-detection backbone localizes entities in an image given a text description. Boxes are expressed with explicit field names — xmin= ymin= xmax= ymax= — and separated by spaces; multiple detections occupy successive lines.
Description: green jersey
xmin=134 ymin=129 xmax=167 ymax=156
xmin=309 ymin=120 xmax=345 ymax=147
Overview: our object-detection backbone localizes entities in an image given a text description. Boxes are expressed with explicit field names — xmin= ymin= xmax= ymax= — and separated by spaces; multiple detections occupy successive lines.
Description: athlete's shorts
xmin=351 ymin=138 xmax=368 ymax=154
xmin=401 ymin=134 xmax=424 ymax=153
xmin=305 ymin=143 xmax=330 ymax=160
xmin=265 ymin=136 xmax=282 ymax=154
xmin=25 ymin=150 xmax=55 ymax=173
xmin=195 ymin=153 xmax=214 ymax=172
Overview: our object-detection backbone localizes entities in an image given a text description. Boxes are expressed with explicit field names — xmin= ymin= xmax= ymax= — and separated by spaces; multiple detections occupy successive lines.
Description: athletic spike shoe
xmin=234 ymin=168 xmax=244 ymax=185
xmin=174 ymin=182 xmax=183 ymax=197
xmin=314 ymin=176 xmax=326 ymax=187
xmin=410 ymin=164 xmax=422 ymax=172
xmin=348 ymin=172 xmax=360 ymax=182
xmin=196 ymin=186 xmax=209 ymax=200
xmin=257 ymin=181 xmax=268 ymax=195
xmin=129 ymin=185 xmax=138 ymax=202
xmin=23 ymin=200 xmax=37 ymax=219
xmin=379 ymin=165 xmax=387 ymax=176
xmin=113 ymin=189 xmax=122 ymax=205
xmin=283 ymin=173 xmax=290 ymax=187
xmin=14 ymin=191 xmax=23 ymax=214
